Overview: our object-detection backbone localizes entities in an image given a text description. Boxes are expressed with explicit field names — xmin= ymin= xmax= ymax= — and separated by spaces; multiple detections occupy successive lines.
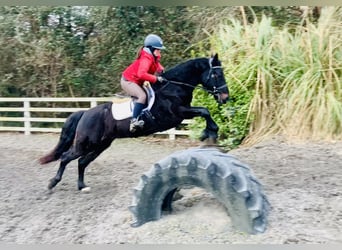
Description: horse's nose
xmin=220 ymin=93 xmax=229 ymax=103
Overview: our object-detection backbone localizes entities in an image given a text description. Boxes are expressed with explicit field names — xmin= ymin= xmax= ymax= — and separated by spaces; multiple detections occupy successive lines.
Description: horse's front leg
xmin=178 ymin=106 xmax=219 ymax=142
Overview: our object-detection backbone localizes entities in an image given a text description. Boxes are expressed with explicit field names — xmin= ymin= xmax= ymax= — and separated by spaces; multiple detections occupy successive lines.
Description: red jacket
xmin=122 ymin=49 xmax=164 ymax=86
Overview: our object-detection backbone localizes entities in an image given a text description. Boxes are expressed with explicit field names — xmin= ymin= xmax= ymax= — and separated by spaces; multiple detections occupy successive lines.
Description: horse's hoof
xmin=48 ymin=179 xmax=57 ymax=190
xmin=81 ymin=187 xmax=91 ymax=193
xmin=200 ymin=129 xmax=217 ymax=142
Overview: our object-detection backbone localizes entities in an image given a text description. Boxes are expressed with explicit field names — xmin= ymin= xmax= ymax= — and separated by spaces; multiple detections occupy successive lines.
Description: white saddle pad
xmin=111 ymin=84 xmax=155 ymax=120
xmin=111 ymin=100 xmax=134 ymax=120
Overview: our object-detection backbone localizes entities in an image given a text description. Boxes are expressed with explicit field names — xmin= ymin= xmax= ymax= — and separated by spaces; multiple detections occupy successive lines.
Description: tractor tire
xmin=129 ymin=147 xmax=270 ymax=234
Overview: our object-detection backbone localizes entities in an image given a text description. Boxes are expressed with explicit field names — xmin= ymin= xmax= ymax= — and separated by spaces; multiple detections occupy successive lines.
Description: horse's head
xmin=200 ymin=54 xmax=229 ymax=104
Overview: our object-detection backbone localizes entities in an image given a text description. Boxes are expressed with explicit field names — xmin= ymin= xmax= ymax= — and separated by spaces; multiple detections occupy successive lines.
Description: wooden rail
xmin=0 ymin=97 xmax=191 ymax=139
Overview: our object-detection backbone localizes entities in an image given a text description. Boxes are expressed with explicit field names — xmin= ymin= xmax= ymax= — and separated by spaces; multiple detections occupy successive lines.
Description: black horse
xmin=39 ymin=53 xmax=229 ymax=191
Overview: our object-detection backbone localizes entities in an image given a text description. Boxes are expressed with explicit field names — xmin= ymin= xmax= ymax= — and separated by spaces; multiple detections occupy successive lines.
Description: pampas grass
xmin=210 ymin=6 xmax=342 ymax=143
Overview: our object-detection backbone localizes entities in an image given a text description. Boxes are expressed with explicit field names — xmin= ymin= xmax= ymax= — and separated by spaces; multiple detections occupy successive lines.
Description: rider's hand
xmin=157 ymin=76 xmax=166 ymax=83
xmin=143 ymin=81 xmax=151 ymax=87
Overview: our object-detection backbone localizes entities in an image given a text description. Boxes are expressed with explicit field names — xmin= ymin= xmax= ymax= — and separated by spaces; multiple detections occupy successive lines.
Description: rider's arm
xmin=155 ymin=62 xmax=164 ymax=75
xmin=137 ymin=57 xmax=158 ymax=83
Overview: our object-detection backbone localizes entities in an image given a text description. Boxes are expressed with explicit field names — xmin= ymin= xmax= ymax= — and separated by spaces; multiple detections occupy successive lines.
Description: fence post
xmin=23 ymin=100 xmax=31 ymax=135
xmin=169 ymin=128 xmax=176 ymax=140
xmin=90 ymin=100 xmax=97 ymax=108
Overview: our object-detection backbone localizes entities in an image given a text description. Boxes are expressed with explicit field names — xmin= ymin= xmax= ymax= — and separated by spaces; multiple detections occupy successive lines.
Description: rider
xmin=121 ymin=34 xmax=167 ymax=132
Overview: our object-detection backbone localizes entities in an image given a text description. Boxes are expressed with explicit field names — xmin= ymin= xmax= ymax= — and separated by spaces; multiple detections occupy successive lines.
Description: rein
xmin=158 ymin=58 xmax=227 ymax=99
xmin=166 ymin=80 xmax=224 ymax=95
xmin=165 ymin=64 xmax=226 ymax=95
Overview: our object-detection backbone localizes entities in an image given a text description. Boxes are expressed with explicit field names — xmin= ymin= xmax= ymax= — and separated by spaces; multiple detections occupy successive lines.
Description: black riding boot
xmin=130 ymin=103 xmax=145 ymax=132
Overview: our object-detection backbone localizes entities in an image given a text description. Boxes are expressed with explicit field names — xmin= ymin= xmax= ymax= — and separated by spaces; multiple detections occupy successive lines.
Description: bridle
xmin=165 ymin=58 xmax=227 ymax=96
xmin=204 ymin=65 xmax=227 ymax=96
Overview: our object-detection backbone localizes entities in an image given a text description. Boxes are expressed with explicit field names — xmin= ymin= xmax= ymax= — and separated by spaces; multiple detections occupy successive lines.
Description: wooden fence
xmin=0 ymin=97 xmax=191 ymax=139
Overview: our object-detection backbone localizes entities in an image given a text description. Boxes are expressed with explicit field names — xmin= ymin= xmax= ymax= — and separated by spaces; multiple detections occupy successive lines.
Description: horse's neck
xmin=154 ymin=57 xmax=208 ymax=101
xmin=169 ymin=60 xmax=204 ymax=83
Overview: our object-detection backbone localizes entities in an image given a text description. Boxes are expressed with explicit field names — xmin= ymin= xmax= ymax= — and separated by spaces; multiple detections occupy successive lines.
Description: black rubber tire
xmin=129 ymin=147 xmax=270 ymax=234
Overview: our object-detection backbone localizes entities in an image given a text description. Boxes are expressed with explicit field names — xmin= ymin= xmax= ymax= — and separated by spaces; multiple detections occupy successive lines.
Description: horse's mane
xmin=149 ymin=57 xmax=209 ymax=97
xmin=162 ymin=57 xmax=208 ymax=81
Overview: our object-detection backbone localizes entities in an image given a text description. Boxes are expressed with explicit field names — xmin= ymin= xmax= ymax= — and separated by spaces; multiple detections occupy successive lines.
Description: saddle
xmin=111 ymin=84 xmax=155 ymax=120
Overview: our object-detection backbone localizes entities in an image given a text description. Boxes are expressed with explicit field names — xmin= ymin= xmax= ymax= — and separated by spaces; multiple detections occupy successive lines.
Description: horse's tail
xmin=38 ymin=110 xmax=85 ymax=165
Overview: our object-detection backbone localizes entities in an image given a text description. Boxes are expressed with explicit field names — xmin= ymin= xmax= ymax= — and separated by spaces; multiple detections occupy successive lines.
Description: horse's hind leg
xmin=48 ymin=148 xmax=81 ymax=190
xmin=77 ymin=141 xmax=112 ymax=191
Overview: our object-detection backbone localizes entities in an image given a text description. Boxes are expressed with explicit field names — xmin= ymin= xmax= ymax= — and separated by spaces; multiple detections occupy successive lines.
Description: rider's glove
xmin=157 ymin=76 xmax=167 ymax=83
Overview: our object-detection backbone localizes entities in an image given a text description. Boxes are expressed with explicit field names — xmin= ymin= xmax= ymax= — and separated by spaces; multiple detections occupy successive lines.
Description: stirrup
xmin=129 ymin=118 xmax=145 ymax=132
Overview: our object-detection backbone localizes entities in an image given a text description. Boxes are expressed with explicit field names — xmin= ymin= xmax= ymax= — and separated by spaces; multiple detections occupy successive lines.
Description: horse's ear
xmin=210 ymin=53 xmax=219 ymax=61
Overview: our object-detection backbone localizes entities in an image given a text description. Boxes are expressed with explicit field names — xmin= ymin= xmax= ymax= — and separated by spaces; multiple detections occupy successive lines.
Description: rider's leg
xmin=132 ymin=102 xmax=145 ymax=119
xmin=129 ymin=102 xmax=145 ymax=132
xmin=120 ymin=78 xmax=146 ymax=132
